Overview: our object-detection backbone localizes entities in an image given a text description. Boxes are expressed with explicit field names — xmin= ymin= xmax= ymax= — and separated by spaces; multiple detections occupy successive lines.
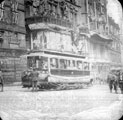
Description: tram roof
xmin=21 ymin=50 xmax=89 ymax=61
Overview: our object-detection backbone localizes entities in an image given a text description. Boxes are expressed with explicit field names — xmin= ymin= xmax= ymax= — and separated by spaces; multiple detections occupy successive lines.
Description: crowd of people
xmin=21 ymin=67 xmax=39 ymax=92
xmin=107 ymin=69 xmax=123 ymax=94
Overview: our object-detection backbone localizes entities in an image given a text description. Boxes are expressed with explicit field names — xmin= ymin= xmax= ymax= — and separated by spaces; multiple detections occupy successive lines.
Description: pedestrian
xmin=31 ymin=68 xmax=39 ymax=92
xmin=0 ymin=69 xmax=4 ymax=92
xmin=107 ymin=72 xmax=115 ymax=93
xmin=118 ymin=71 xmax=123 ymax=94
xmin=90 ymin=78 xmax=93 ymax=85
xmin=113 ymin=75 xmax=118 ymax=94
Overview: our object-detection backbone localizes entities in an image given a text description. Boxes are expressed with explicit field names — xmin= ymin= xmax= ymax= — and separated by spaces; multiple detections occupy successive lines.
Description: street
xmin=0 ymin=84 xmax=123 ymax=120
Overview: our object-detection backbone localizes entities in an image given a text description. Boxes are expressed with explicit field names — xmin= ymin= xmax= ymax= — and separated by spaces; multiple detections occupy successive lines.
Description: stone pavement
xmin=0 ymin=84 xmax=123 ymax=120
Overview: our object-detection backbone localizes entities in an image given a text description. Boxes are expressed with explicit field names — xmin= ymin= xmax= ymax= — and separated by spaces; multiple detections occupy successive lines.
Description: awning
xmin=90 ymin=33 xmax=113 ymax=42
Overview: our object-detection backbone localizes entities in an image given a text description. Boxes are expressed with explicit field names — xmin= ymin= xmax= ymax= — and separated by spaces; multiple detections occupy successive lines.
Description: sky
xmin=107 ymin=0 xmax=122 ymax=26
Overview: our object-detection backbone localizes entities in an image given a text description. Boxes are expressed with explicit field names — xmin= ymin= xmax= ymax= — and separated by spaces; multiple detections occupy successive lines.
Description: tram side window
xmin=69 ymin=60 xmax=77 ymax=70
xmin=83 ymin=62 xmax=89 ymax=71
xmin=77 ymin=61 xmax=82 ymax=70
xmin=50 ymin=58 xmax=58 ymax=69
xmin=66 ymin=60 xmax=70 ymax=69
xmin=60 ymin=59 xmax=67 ymax=69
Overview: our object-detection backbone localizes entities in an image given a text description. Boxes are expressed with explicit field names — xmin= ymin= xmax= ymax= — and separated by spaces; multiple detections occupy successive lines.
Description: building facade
xmin=25 ymin=0 xmax=90 ymax=55
xmin=108 ymin=16 xmax=121 ymax=68
xmin=0 ymin=0 xmax=27 ymax=83
xmin=0 ymin=0 xmax=120 ymax=83
xmin=24 ymin=0 xmax=122 ymax=81
xmin=86 ymin=0 xmax=112 ymax=80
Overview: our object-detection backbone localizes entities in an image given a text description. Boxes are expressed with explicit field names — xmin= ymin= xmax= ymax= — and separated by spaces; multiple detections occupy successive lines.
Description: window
xmin=69 ymin=60 xmax=77 ymax=69
xmin=32 ymin=31 xmax=38 ymax=50
xmin=83 ymin=62 xmax=89 ymax=71
xmin=60 ymin=59 xmax=67 ymax=69
xmin=77 ymin=61 xmax=82 ymax=70
xmin=27 ymin=57 xmax=35 ymax=68
xmin=53 ymin=5 xmax=57 ymax=17
xmin=40 ymin=57 xmax=48 ymax=70
xmin=25 ymin=3 xmax=30 ymax=17
xmin=50 ymin=58 xmax=58 ymax=69
xmin=27 ymin=56 xmax=48 ymax=70
xmin=60 ymin=7 xmax=64 ymax=18
xmin=66 ymin=60 xmax=70 ymax=69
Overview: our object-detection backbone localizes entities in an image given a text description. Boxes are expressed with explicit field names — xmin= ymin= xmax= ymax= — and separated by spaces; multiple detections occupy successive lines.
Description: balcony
xmin=25 ymin=16 xmax=72 ymax=29
xmin=90 ymin=22 xmax=96 ymax=31
xmin=109 ymin=30 xmax=120 ymax=40
xmin=90 ymin=21 xmax=110 ymax=40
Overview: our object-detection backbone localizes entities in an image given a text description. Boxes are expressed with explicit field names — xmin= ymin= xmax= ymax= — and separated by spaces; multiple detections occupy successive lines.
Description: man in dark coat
xmin=113 ymin=74 xmax=118 ymax=94
xmin=0 ymin=69 xmax=4 ymax=92
xmin=31 ymin=68 xmax=39 ymax=92
xmin=118 ymin=71 xmax=123 ymax=94
xmin=107 ymin=72 xmax=115 ymax=93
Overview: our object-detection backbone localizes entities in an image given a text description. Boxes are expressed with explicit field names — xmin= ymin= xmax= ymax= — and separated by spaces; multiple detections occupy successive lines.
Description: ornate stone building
xmin=1 ymin=0 xmax=121 ymax=83
xmin=108 ymin=16 xmax=121 ymax=68
xmin=0 ymin=0 xmax=26 ymax=83
xmin=85 ymin=0 xmax=112 ymax=80
xmin=25 ymin=0 xmax=89 ymax=55
xmin=25 ymin=0 xmax=122 ymax=81
xmin=81 ymin=0 xmax=121 ymax=80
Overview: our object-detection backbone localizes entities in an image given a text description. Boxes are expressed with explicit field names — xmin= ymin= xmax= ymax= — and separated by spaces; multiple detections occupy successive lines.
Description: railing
xmin=25 ymin=16 xmax=72 ymax=28
xmin=98 ymin=29 xmax=109 ymax=36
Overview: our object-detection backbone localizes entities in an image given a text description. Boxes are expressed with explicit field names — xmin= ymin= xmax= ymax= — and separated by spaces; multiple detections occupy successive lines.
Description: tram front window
xmin=27 ymin=56 xmax=48 ymax=71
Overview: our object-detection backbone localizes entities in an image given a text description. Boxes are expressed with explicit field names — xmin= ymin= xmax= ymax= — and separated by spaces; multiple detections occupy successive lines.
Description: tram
xmin=21 ymin=50 xmax=93 ymax=90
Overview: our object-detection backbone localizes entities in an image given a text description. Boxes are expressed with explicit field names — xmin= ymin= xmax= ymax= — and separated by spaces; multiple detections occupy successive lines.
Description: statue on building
xmin=32 ymin=0 xmax=40 ymax=15
xmin=10 ymin=0 xmax=18 ymax=24
xmin=64 ymin=3 xmax=69 ymax=20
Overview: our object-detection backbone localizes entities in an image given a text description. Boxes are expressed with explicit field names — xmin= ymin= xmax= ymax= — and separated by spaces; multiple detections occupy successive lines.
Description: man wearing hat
xmin=31 ymin=67 xmax=39 ymax=91
xmin=0 ymin=68 xmax=4 ymax=92
xmin=107 ymin=71 xmax=115 ymax=93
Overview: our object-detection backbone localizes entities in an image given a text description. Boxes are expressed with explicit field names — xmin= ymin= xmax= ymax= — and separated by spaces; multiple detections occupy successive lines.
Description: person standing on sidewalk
xmin=107 ymin=72 xmax=115 ymax=93
xmin=0 ymin=69 xmax=4 ymax=92
xmin=113 ymin=74 xmax=118 ymax=94
xmin=31 ymin=68 xmax=39 ymax=92
xmin=119 ymin=70 xmax=123 ymax=94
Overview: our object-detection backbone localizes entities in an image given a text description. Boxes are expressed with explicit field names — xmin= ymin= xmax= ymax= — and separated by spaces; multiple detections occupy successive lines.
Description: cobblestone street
xmin=0 ymin=84 xmax=123 ymax=120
